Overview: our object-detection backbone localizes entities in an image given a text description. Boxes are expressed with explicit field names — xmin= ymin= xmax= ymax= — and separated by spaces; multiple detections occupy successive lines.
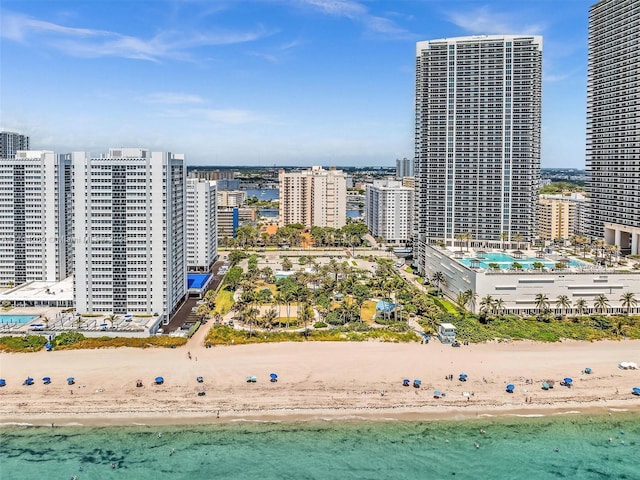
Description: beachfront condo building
xmin=278 ymin=166 xmax=347 ymax=229
xmin=365 ymin=179 xmax=414 ymax=244
xmin=395 ymin=157 xmax=414 ymax=179
xmin=0 ymin=150 xmax=72 ymax=285
xmin=586 ymin=0 xmax=640 ymax=255
xmin=73 ymin=148 xmax=187 ymax=320
xmin=218 ymin=190 xmax=246 ymax=207
xmin=0 ymin=131 xmax=30 ymax=158
xmin=186 ymin=178 xmax=218 ymax=272
xmin=538 ymin=193 xmax=587 ymax=242
xmin=414 ymin=35 xmax=542 ymax=273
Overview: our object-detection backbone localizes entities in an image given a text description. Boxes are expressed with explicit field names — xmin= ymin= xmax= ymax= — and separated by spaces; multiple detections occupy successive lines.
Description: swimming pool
xmin=457 ymin=252 xmax=585 ymax=270
xmin=187 ymin=274 xmax=211 ymax=290
xmin=0 ymin=315 xmax=39 ymax=325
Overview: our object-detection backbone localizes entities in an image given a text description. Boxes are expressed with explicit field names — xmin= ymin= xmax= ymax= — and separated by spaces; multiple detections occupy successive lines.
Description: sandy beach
xmin=1 ymin=338 xmax=639 ymax=426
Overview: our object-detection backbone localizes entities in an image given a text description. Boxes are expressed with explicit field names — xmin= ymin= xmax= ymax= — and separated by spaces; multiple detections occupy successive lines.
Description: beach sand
xmin=1 ymin=338 xmax=639 ymax=426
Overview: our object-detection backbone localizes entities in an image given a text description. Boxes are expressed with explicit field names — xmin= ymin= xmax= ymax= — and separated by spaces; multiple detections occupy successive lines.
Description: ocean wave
xmin=0 ymin=422 xmax=34 ymax=427
xmin=609 ymin=408 xmax=628 ymax=412
xmin=553 ymin=411 xmax=581 ymax=415
xmin=507 ymin=414 xmax=546 ymax=418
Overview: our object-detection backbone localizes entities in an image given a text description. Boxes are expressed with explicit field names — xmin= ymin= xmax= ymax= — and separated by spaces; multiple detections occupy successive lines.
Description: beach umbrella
xmin=197 ymin=376 xmax=204 ymax=383
xmin=506 ymin=384 xmax=515 ymax=393
xmin=584 ymin=367 xmax=592 ymax=374
xmin=433 ymin=390 xmax=441 ymax=398
xmin=24 ymin=377 xmax=34 ymax=386
xmin=403 ymin=379 xmax=410 ymax=386
xmin=459 ymin=374 xmax=468 ymax=381
xmin=42 ymin=377 xmax=51 ymax=385
xmin=67 ymin=377 xmax=75 ymax=385
xmin=270 ymin=373 xmax=278 ymax=382
xmin=45 ymin=342 xmax=52 ymax=351
xmin=0 ymin=379 xmax=6 ymax=387
xmin=564 ymin=377 xmax=573 ymax=384
xmin=632 ymin=387 xmax=640 ymax=396
xmin=413 ymin=379 xmax=422 ymax=388
xmin=155 ymin=376 xmax=164 ymax=384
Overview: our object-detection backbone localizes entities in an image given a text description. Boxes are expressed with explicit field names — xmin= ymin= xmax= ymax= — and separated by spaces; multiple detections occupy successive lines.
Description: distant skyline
xmin=1 ymin=0 xmax=592 ymax=168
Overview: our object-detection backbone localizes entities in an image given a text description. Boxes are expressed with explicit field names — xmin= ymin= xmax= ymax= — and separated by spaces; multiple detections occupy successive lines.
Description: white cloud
xmin=0 ymin=10 xmax=273 ymax=62
xmin=445 ymin=6 xmax=544 ymax=35
xmin=139 ymin=92 xmax=207 ymax=105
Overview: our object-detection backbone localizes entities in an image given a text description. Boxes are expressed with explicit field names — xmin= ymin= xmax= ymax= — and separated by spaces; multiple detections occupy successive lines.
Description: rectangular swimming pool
xmin=457 ymin=252 xmax=585 ymax=270
xmin=187 ymin=274 xmax=211 ymax=290
xmin=0 ymin=315 xmax=39 ymax=325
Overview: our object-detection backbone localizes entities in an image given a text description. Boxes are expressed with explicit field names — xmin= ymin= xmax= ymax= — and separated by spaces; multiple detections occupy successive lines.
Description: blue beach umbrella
xmin=506 ymin=384 xmax=515 ymax=393
xmin=0 ymin=379 xmax=6 ymax=387
xmin=403 ymin=379 xmax=410 ymax=386
xmin=433 ymin=390 xmax=442 ymax=398
xmin=584 ymin=367 xmax=592 ymax=374
xmin=155 ymin=377 xmax=164 ymax=384
xmin=564 ymin=377 xmax=573 ymax=384
xmin=24 ymin=377 xmax=34 ymax=386
xmin=42 ymin=377 xmax=51 ymax=385
xmin=632 ymin=387 xmax=640 ymax=396
xmin=413 ymin=379 xmax=422 ymax=388
xmin=270 ymin=373 xmax=278 ymax=382
xmin=459 ymin=374 xmax=468 ymax=381
xmin=45 ymin=342 xmax=52 ymax=351
xmin=67 ymin=377 xmax=75 ymax=385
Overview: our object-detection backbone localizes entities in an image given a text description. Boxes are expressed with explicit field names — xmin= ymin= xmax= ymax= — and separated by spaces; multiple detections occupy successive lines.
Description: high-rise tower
xmin=414 ymin=35 xmax=542 ymax=272
xmin=586 ymin=0 xmax=640 ymax=254
xmin=0 ymin=132 xmax=30 ymax=158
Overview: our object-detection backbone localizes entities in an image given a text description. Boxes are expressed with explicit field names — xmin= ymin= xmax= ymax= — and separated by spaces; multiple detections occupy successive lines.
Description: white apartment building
xmin=73 ymin=148 xmax=187 ymax=320
xmin=186 ymin=178 xmax=218 ymax=271
xmin=586 ymin=0 xmax=640 ymax=255
xmin=415 ymin=35 xmax=542 ymax=275
xmin=278 ymin=166 xmax=347 ymax=228
xmin=365 ymin=179 xmax=414 ymax=244
xmin=218 ymin=190 xmax=246 ymax=207
xmin=0 ymin=150 xmax=71 ymax=286
xmin=0 ymin=131 xmax=30 ymax=158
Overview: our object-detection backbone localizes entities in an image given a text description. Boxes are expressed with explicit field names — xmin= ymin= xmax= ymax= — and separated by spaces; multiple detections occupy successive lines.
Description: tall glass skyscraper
xmin=586 ymin=0 xmax=640 ymax=255
xmin=414 ymin=35 xmax=542 ymax=271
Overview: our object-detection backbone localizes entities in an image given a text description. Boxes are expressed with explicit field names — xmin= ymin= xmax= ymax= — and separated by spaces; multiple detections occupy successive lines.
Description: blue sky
xmin=1 ymin=0 xmax=591 ymax=168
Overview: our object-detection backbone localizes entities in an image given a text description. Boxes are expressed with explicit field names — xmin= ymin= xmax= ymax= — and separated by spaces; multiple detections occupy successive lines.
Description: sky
xmin=0 ymin=0 xmax=592 ymax=168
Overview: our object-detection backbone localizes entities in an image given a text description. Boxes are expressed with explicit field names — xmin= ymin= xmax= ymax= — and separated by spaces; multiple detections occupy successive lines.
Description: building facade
xmin=218 ymin=190 xmax=246 ymax=207
xmin=365 ymin=179 xmax=414 ymax=244
xmin=538 ymin=193 xmax=587 ymax=241
xmin=0 ymin=131 xmax=30 ymax=158
xmin=0 ymin=150 xmax=70 ymax=285
xmin=278 ymin=166 xmax=347 ymax=228
xmin=73 ymin=148 xmax=186 ymax=320
xmin=395 ymin=157 xmax=414 ymax=179
xmin=186 ymin=178 xmax=218 ymax=271
xmin=586 ymin=0 xmax=640 ymax=254
xmin=415 ymin=35 xmax=542 ymax=274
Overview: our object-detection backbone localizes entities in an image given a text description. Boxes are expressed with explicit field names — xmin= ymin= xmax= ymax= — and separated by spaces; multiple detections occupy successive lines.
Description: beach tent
xmin=413 ymin=379 xmax=422 ymax=388
xmin=270 ymin=373 xmax=278 ymax=383
xmin=403 ymin=379 xmax=410 ymax=387
xmin=67 ymin=377 xmax=75 ymax=385
xmin=42 ymin=377 xmax=51 ymax=385
xmin=506 ymin=384 xmax=515 ymax=393
xmin=24 ymin=377 xmax=34 ymax=386
xmin=459 ymin=374 xmax=468 ymax=382
xmin=155 ymin=377 xmax=164 ymax=385
xmin=0 ymin=379 xmax=5 ymax=387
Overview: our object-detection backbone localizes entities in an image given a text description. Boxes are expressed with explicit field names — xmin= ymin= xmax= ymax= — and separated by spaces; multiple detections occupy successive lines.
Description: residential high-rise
xmin=218 ymin=190 xmax=246 ymax=207
xmin=73 ymin=148 xmax=186 ymax=319
xmin=395 ymin=157 xmax=414 ymax=179
xmin=0 ymin=132 xmax=30 ymax=158
xmin=278 ymin=166 xmax=347 ymax=228
xmin=186 ymin=178 xmax=218 ymax=271
xmin=414 ymin=35 xmax=542 ymax=268
xmin=586 ymin=0 xmax=640 ymax=255
xmin=0 ymin=150 xmax=71 ymax=285
xmin=538 ymin=194 xmax=587 ymax=242
xmin=365 ymin=179 xmax=414 ymax=244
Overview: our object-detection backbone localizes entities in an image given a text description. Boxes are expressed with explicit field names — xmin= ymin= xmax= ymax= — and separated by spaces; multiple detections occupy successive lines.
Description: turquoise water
xmin=1 ymin=413 xmax=638 ymax=479
xmin=0 ymin=314 xmax=38 ymax=325
xmin=458 ymin=252 xmax=584 ymax=270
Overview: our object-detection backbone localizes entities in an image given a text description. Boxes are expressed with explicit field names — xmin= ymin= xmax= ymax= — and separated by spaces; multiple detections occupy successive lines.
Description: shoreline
xmin=2 ymin=340 xmax=639 ymax=428
xmin=3 ymin=401 xmax=640 ymax=428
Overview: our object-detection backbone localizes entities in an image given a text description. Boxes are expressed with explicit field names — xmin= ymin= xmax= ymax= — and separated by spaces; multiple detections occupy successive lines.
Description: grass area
xmin=0 ymin=333 xmax=187 ymax=352
xmin=204 ymin=325 xmax=420 ymax=346
xmin=419 ymin=314 xmax=640 ymax=343
xmin=431 ymin=296 xmax=460 ymax=314
xmin=214 ymin=289 xmax=234 ymax=315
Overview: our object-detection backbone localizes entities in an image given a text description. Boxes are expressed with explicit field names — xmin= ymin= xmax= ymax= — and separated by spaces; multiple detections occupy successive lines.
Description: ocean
xmin=1 ymin=413 xmax=638 ymax=479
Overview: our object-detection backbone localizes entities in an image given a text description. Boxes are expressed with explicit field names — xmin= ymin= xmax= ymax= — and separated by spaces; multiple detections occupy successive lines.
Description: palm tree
xmin=500 ymin=232 xmax=509 ymax=251
xmin=593 ymin=294 xmax=610 ymax=314
xmin=298 ymin=302 xmax=314 ymax=337
xmin=243 ymin=305 xmax=260 ymax=337
xmin=261 ymin=307 xmax=278 ymax=330
xmin=620 ymin=292 xmax=637 ymax=316
xmin=534 ymin=293 xmax=550 ymax=315
xmin=479 ymin=295 xmax=495 ymax=315
xmin=464 ymin=289 xmax=478 ymax=312
xmin=555 ymin=295 xmax=572 ymax=318
xmin=513 ymin=233 xmax=523 ymax=250
xmin=430 ymin=272 xmax=446 ymax=292
xmin=494 ymin=298 xmax=505 ymax=317
xmin=574 ymin=298 xmax=588 ymax=316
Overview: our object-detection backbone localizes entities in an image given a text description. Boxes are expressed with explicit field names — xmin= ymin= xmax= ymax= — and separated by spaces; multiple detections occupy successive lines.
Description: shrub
xmin=0 ymin=335 xmax=47 ymax=352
